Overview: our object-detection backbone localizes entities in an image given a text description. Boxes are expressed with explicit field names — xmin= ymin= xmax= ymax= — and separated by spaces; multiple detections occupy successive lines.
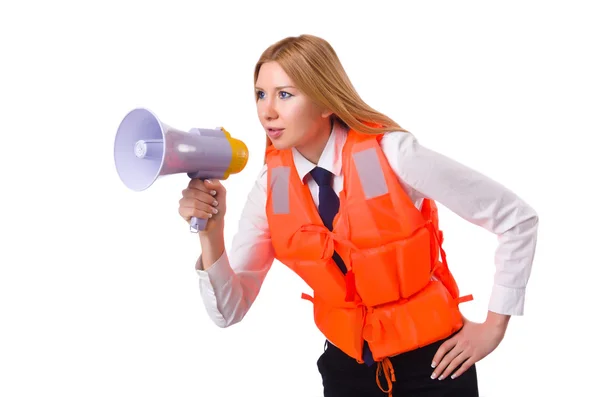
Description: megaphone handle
xmin=189 ymin=216 xmax=208 ymax=233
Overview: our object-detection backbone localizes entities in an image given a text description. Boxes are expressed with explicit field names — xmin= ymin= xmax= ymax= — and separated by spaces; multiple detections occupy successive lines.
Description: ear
xmin=321 ymin=109 xmax=333 ymax=118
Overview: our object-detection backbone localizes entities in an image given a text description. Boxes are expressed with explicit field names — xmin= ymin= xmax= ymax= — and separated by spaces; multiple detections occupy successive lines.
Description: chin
xmin=270 ymin=138 xmax=294 ymax=151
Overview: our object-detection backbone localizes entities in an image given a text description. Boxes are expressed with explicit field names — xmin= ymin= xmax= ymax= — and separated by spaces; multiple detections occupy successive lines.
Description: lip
xmin=266 ymin=128 xmax=285 ymax=139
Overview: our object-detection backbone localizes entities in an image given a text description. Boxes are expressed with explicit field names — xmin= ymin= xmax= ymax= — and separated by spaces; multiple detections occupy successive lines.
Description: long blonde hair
xmin=254 ymin=34 xmax=410 ymax=156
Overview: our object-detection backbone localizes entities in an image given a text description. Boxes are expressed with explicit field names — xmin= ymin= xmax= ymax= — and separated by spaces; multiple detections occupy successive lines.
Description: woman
xmin=178 ymin=34 xmax=538 ymax=397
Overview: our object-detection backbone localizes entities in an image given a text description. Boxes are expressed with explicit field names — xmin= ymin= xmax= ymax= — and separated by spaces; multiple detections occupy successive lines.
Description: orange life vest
xmin=264 ymin=126 xmax=472 ymax=392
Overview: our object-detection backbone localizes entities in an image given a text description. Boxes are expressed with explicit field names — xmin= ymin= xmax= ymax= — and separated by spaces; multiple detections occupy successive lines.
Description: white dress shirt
xmin=195 ymin=120 xmax=539 ymax=328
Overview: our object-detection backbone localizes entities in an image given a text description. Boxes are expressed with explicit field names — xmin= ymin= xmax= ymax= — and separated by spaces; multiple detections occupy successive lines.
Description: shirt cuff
xmin=488 ymin=284 xmax=526 ymax=316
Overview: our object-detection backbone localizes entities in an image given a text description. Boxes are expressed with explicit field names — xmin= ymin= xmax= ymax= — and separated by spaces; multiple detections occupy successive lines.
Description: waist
xmin=325 ymin=328 xmax=460 ymax=363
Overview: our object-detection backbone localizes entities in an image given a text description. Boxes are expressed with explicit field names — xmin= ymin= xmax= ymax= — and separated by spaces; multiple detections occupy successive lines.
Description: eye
xmin=279 ymin=91 xmax=293 ymax=99
xmin=256 ymin=90 xmax=265 ymax=100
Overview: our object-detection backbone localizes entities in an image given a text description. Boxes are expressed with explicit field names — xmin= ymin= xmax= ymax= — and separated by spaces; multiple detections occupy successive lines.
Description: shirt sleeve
xmin=380 ymin=131 xmax=539 ymax=316
xmin=195 ymin=165 xmax=275 ymax=327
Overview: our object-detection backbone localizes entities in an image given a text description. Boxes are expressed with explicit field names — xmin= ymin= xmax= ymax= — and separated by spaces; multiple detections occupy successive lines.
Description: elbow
xmin=212 ymin=307 xmax=247 ymax=329
xmin=214 ymin=316 xmax=242 ymax=329
xmin=522 ymin=210 xmax=539 ymax=239
xmin=212 ymin=316 xmax=229 ymax=328
xmin=519 ymin=204 xmax=539 ymax=232
xmin=203 ymin=306 xmax=243 ymax=328
xmin=529 ymin=209 xmax=539 ymax=230
xmin=498 ymin=205 xmax=539 ymax=242
xmin=207 ymin=292 xmax=251 ymax=329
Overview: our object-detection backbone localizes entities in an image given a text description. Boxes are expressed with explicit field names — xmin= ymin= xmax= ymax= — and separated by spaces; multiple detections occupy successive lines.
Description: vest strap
xmin=300 ymin=292 xmax=314 ymax=303
xmin=345 ymin=269 xmax=356 ymax=302
xmin=297 ymin=224 xmax=364 ymax=302
xmin=455 ymin=294 xmax=474 ymax=305
xmin=425 ymin=220 xmax=447 ymax=270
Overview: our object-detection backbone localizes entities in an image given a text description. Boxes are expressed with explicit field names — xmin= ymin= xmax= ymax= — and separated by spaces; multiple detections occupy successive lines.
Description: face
xmin=255 ymin=61 xmax=332 ymax=159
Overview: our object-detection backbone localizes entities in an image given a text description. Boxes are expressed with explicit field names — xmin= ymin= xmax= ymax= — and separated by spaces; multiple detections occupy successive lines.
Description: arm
xmin=195 ymin=165 xmax=275 ymax=328
xmin=381 ymin=131 xmax=538 ymax=378
xmin=381 ymin=132 xmax=539 ymax=318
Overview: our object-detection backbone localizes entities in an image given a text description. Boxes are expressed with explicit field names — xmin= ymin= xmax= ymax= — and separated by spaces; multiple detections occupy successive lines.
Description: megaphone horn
xmin=114 ymin=108 xmax=249 ymax=233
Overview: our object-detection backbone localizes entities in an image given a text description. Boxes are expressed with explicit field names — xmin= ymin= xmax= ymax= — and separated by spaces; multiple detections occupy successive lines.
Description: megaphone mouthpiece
xmin=134 ymin=139 xmax=163 ymax=160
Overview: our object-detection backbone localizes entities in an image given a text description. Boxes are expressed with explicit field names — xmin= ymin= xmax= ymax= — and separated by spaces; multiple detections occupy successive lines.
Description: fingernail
xmin=431 ymin=362 xmax=436 ymax=368
xmin=212 ymin=208 xmax=218 ymax=214
xmin=205 ymin=179 xmax=212 ymax=184
xmin=210 ymin=190 xmax=216 ymax=196
xmin=451 ymin=374 xmax=456 ymax=379
xmin=438 ymin=375 xmax=444 ymax=380
xmin=430 ymin=373 xmax=437 ymax=379
xmin=212 ymin=200 xmax=218 ymax=206
xmin=207 ymin=213 xmax=212 ymax=218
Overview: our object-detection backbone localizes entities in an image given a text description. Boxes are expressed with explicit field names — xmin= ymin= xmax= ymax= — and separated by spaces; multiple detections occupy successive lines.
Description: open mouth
xmin=267 ymin=128 xmax=284 ymax=139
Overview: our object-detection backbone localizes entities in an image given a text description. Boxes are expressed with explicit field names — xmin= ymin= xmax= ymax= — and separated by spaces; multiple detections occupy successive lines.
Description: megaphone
xmin=114 ymin=108 xmax=249 ymax=232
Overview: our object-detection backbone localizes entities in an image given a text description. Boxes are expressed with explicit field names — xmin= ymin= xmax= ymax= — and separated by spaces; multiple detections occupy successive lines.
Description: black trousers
xmin=317 ymin=333 xmax=479 ymax=397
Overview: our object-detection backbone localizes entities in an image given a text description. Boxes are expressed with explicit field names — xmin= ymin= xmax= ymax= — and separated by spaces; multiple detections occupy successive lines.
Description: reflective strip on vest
xmin=270 ymin=166 xmax=290 ymax=214
xmin=352 ymin=148 xmax=388 ymax=199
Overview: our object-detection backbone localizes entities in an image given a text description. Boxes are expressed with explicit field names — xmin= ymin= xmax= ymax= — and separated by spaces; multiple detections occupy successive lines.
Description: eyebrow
xmin=255 ymin=85 xmax=296 ymax=90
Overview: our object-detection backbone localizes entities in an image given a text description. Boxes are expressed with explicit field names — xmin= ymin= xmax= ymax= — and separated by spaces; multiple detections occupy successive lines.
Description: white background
xmin=1 ymin=1 xmax=598 ymax=396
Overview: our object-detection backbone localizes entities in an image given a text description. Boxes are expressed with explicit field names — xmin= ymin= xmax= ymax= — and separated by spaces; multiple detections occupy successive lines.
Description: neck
xmin=295 ymin=117 xmax=333 ymax=164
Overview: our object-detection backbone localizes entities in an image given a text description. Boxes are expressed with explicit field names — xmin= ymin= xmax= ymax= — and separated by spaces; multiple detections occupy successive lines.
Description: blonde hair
xmin=254 ymin=34 xmax=410 ymax=155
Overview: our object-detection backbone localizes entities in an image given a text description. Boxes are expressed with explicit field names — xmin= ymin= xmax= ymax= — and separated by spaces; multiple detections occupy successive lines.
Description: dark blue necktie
xmin=310 ymin=166 xmax=374 ymax=366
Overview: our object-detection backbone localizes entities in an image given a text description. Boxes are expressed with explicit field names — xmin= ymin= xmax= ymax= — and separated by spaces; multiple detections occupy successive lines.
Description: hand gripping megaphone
xmin=113 ymin=108 xmax=249 ymax=232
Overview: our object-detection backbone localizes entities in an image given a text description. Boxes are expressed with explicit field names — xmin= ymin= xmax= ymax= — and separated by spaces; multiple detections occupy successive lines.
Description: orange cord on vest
xmin=376 ymin=357 xmax=396 ymax=396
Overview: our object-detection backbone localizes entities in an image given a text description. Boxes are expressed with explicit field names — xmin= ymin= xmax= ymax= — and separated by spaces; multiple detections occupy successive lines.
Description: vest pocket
xmin=395 ymin=227 xmax=432 ymax=297
xmin=291 ymin=259 xmax=349 ymax=305
xmin=350 ymin=227 xmax=432 ymax=307
xmin=312 ymin=294 xmax=365 ymax=362
xmin=363 ymin=280 xmax=463 ymax=360
xmin=351 ymin=243 xmax=401 ymax=307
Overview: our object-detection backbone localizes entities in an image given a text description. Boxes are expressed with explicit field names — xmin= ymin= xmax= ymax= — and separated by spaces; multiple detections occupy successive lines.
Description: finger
xmin=178 ymin=198 xmax=219 ymax=219
xmin=187 ymin=178 xmax=215 ymax=192
xmin=178 ymin=204 xmax=216 ymax=222
xmin=450 ymin=357 xmax=476 ymax=380
xmin=179 ymin=197 xmax=219 ymax=214
xmin=431 ymin=337 xmax=458 ymax=369
xmin=187 ymin=179 xmax=225 ymax=199
xmin=203 ymin=179 xmax=226 ymax=196
xmin=181 ymin=189 xmax=219 ymax=206
xmin=431 ymin=343 xmax=462 ymax=380
xmin=439 ymin=349 xmax=471 ymax=380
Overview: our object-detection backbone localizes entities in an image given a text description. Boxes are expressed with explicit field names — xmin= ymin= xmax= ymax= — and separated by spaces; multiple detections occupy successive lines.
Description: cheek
xmin=284 ymin=103 xmax=316 ymax=131
xmin=279 ymin=102 xmax=299 ymax=122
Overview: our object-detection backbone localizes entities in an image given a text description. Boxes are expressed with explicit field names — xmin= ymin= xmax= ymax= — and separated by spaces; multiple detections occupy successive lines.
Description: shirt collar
xmin=292 ymin=118 xmax=348 ymax=184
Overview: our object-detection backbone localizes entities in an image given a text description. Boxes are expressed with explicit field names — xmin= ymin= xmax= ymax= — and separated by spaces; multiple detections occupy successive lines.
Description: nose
xmin=260 ymin=98 xmax=278 ymax=121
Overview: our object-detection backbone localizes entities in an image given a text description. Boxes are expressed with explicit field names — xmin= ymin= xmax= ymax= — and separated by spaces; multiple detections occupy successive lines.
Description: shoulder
xmin=379 ymin=130 xmax=419 ymax=154
xmin=376 ymin=130 xmax=430 ymax=203
xmin=347 ymin=129 xmax=423 ymax=175
xmin=376 ymin=130 xmax=424 ymax=172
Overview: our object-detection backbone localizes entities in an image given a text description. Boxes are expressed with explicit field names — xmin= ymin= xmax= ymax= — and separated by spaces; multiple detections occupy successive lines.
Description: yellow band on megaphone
xmin=220 ymin=127 xmax=249 ymax=179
